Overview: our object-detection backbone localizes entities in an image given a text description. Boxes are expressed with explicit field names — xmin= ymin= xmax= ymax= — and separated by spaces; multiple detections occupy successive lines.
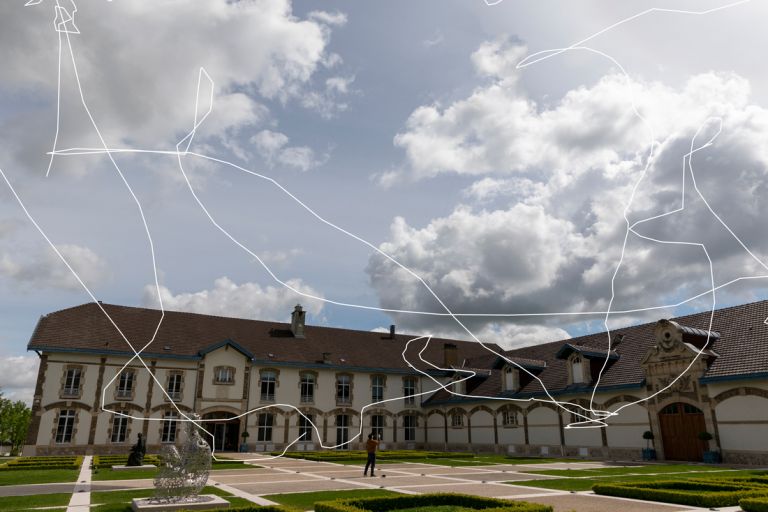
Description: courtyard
xmin=1 ymin=453 xmax=766 ymax=512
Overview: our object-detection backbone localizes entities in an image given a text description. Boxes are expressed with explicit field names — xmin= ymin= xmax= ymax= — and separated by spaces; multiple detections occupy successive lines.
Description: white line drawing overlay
xmin=3 ymin=0 xmax=763 ymax=460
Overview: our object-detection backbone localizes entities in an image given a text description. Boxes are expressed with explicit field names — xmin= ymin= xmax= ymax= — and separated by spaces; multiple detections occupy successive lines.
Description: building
xmin=24 ymin=300 xmax=768 ymax=464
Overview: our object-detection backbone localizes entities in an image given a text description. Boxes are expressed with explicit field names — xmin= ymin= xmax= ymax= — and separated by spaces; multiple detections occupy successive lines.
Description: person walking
xmin=363 ymin=432 xmax=379 ymax=477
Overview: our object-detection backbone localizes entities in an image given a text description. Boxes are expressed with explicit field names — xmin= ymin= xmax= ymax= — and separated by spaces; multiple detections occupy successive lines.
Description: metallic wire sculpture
xmin=152 ymin=414 xmax=212 ymax=503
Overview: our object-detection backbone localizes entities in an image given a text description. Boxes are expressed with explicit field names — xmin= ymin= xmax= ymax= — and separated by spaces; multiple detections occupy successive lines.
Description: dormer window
xmin=571 ymin=354 xmax=584 ymax=384
xmin=450 ymin=376 xmax=465 ymax=394
xmin=503 ymin=366 xmax=519 ymax=392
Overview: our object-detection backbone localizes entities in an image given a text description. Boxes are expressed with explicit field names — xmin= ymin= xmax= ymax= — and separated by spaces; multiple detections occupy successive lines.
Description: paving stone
xmin=211 ymin=473 xmax=321 ymax=484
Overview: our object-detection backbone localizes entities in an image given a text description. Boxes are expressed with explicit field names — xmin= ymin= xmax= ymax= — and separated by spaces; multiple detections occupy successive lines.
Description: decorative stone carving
xmin=151 ymin=414 xmax=211 ymax=504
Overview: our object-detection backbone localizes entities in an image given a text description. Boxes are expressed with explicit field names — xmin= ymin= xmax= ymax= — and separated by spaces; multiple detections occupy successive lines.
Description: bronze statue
xmin=127 ymin=432 xmax=146 ymax=466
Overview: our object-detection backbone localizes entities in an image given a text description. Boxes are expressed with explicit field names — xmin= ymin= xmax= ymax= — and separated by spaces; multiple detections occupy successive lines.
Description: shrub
xmin=0 ymin=456 xmax=83 ymax=471
xmin=741 ymin=497 xmax=768 ymax=512
xmin=92 ymin=454 xmax=162 ymax=469
xmin=313 ymin=493 xmax=552 ymax=512
xmin=593 ymin=480 xmax=768 ymax=507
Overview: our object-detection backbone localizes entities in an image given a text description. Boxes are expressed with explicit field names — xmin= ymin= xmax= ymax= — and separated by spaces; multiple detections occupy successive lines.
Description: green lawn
xmin=0 ymin=468 xmax=80 ymax=486
xmin=0 ymin=492 xmax=71 ymax=510
xmin=264 ymin=489 xmax=401 ymax=510
xmin=507 ymin=469 xmax=764 ymax=492
xmin=90 ymin=485 xmax=251 ymax=510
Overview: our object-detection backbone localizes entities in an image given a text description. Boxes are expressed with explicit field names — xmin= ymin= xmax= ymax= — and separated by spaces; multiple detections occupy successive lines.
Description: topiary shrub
xmin=741 ymin=497 xmax=768 ymax=512
xmin=314 ymin=493 xmax=552 ymax=512
xmin=593 ymin=480 xmax=768 ymax=507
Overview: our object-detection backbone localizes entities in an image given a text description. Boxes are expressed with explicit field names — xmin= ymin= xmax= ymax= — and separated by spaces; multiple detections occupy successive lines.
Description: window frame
xmin=260 ymin=370 xmax=277 ymax=402
xmin=257 ymin=412 xmax=274 ymax=442
xmin=371 ymin=375 xmax=385 ymax=402
xmin=61 ymin=366 xmax=83 ymax=398
xmin=111 ymin=416 xmax=129 ymax=443
xmin=115 ymin=369 xmax=135 ymax=400
xmin=299 ymin=372 xmax=315 ymax=403
xmin=298 ymin=414 xmax=313 ymax=442
xmin=165 ymin=371 xmax=183 ymax=401
xmin=213 ymin=366 xmax=236 ymax=386
xmin=336 ymin=373 xmax=352 ymax=405
xmin=55 ymin=409 xmax=76 ymax=444
xmin=161 ymin=411 xmax=178 ymax=443
xmin=403 ymin=377 xmax=417 ymax=405
xmin=371 ymin=414 xmax=384 ymax=440
xmin=403 ymin=414 xmax=416 ymax=441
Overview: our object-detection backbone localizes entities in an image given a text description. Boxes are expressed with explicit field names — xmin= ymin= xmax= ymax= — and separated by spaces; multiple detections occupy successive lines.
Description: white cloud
xmin=0 ymin=0 xmax=349 ymax=171
xmin=308 ymin=10 xmax=348 ymax=27
xmin=370 ymin=37 xmax=768 ymax=342
xmin=143 ymin=276 xmax=324 ymax=323
xmin=0 ymin=244 xmax=109 ymax=291
xmin=0 ymin=355 xmax=39 ymax=405
xmin=251 ymin=129 xmax=325 ymax=171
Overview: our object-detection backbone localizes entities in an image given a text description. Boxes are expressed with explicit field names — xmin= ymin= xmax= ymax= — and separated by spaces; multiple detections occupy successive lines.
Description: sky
xmin=1 ymin=0 xmax=767 ymax=403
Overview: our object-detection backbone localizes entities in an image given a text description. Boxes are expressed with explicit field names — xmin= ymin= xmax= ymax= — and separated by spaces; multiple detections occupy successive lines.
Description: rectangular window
xmin=298 ymin=414 xmax=313 ymax=442
xmin=62 ymin=368 xmax=81 ymax=397
xmin=55 ymin=410 xmax=76 ymax=443
xmin=502 ymin=410 xmax=518 ymax=426
xmin=403 ymin=415 xmax=416 ymax=441
xmin=260 ymin=371 xmax=276 ymax=401
xmin=161 ymin=411 xmax=178 ymax=443
xmin=403 ymin=377 xmax=416 ymax=405
xmin=451 ymin=412 xmax=463 ymax=428
xmin=111 ymin=416 xmax=128 ymax=443
xmin=336 ymin=414 xmax=349 ymax=449
xmin=215 ymin=367 xmax=234 ymax=384
xmin=257 ymin=413 xmax=273 ymax=442
xmin=166 ymin=372 xmax=182 ymax=401
xmin=371 ymin=414 xmax=384 ymax=440
xmin=300 ymin=374 xmax=315 ymax=403
xmin=371 ymin=375 xmax=384 ymax=402
xmin=336 ymin=375 xmax=351 ymax=404
xmin=116 ymin=370 xmax=135 ymax=399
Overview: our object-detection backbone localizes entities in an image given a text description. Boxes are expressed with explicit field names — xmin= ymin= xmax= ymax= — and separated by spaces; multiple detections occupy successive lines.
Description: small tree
xmin=642 ymin=430 xmax=654 ymax=450
xmin=0 ymin=397 xmax=32 ymax=456
xmin=698 ymin=431 xmax=713 ymax=449
xmin=241 ymin=431 xmax=250 ymax=439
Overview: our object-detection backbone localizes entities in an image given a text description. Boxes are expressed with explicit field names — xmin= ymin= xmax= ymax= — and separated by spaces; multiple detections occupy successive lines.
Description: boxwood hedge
xmin=92 ymin=454 xmax=162 ymax=469
xmin=592 ymin=480 xmax=768 ymax=507
xmin=0 ymin=456 xmax=83 ymax=471
xmin=313 ymin=493 xmax=551 ymax=512
xmin=741 ymin=497 xmax=768 ymax=512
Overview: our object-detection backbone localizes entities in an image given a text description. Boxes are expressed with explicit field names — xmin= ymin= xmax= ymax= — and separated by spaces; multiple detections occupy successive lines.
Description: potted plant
xmin=642 ymin=430 xmax=656 ymax=460
xmin=699 ymin=431 xmax=721 ymax=463
xmin=239 ymin=431 xmax=250 ymax=453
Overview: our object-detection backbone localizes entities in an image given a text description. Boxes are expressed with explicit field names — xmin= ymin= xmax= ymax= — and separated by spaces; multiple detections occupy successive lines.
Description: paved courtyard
xmin=0 ymin=454 xmax=747 ymax=512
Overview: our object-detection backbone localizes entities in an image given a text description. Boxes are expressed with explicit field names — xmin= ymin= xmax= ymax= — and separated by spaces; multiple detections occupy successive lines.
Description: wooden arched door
xmin=658 ymin=403 xmax=707 ymax=461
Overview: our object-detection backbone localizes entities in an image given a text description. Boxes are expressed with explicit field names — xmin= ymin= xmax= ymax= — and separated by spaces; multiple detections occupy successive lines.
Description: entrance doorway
xmin=202 ymin=412 xmax=240 ymax=452
xmin=658 ymin=402 xmax=707 ymax=461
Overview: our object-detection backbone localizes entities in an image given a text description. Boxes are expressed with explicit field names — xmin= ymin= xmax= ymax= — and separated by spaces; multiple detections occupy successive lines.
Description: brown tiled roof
xmin=26 ymin=302 xmax=502 ymax=374
xmin=424 ymin=299 xmax=768 ymax=404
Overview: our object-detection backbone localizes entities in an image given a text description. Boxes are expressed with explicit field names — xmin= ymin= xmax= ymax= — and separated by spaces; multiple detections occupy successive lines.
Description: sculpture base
xmin=113 ymin=464 xmax=157 ymax=471
xmin=131 ymin=495 xmax=229 ymax=511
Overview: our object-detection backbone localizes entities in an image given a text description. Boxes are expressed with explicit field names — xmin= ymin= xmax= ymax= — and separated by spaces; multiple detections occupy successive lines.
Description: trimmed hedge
xmin=741 ymin=497 xmax=768 ymax=512
xmin=275 ymin=451 xmax=473 ymax=461
xmin=593 ymin=480 xmax=768 ymax=507
xmin=0 ymin=456 xmax=83 ymax=471
xmin=176 ymin=507 xmax=294 ymax=512
xmin=313 ymin=493 xmax=552 ymax=512
xmin=92 ymin=454 xmax=162 ymax=469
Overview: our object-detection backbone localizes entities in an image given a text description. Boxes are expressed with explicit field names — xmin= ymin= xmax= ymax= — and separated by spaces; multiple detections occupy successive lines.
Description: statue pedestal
xmin=131 ymin=495 xmax=229 ymax=511
xmin=113 ymin=464 xmax=157 ymax=471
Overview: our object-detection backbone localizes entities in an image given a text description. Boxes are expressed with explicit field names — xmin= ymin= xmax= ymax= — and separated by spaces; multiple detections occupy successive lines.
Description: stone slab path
xmin=0 ymin=453 xmax=749 ymax=512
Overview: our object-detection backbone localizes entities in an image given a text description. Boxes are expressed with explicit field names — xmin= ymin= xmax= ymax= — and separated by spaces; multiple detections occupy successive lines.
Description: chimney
xmin=291 ymin=304 xmax=306 ymax=338
xmin=443 ymin=343 xmax=458 ymax=367
xmin=389 ymin=325 xmax=396 ymax=339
